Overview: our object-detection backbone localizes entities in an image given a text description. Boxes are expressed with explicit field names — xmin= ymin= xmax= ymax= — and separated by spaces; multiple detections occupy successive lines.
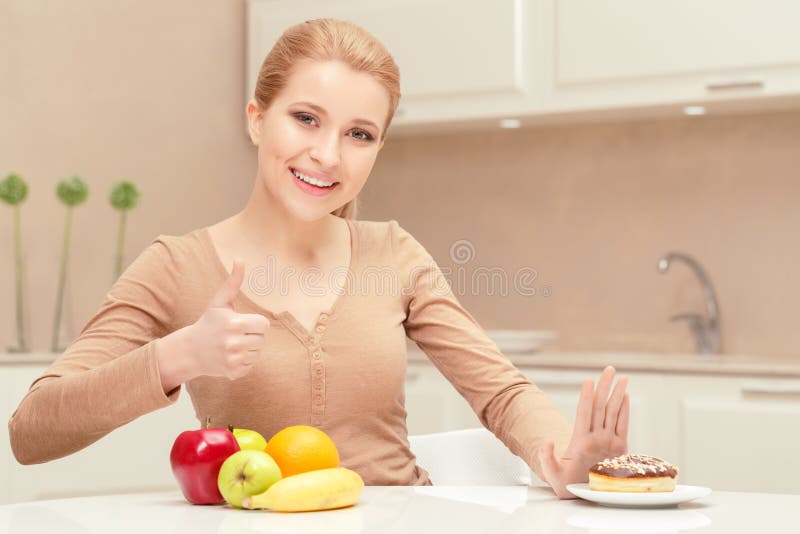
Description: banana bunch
xmin=242 ymin=467 xmax=364 ymax=512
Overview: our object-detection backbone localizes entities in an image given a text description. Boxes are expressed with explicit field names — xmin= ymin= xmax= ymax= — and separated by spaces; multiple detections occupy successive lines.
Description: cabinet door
xmin=405 ymin=365 xmax=450 ymax=435
xmin=405 ymin=364 xmax=480 ymax=435
xmin=679 ymin=379 xmax=800 ymax=492
xmin=247 ymin=0 xmax=539 ymax=130
xmin=542 ymin=0 xmax=800 ymax=112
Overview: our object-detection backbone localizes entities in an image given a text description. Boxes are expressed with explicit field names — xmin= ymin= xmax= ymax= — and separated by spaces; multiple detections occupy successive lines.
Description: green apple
xmin=232 ymin=428 xmax=267 ymax=451
xmin=217 ymin=450 xmax=282 ymax=508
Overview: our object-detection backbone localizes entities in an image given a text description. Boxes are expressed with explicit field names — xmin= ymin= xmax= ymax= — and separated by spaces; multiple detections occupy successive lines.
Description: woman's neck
xmin=231 ymin=177 xmax=339 ymax=265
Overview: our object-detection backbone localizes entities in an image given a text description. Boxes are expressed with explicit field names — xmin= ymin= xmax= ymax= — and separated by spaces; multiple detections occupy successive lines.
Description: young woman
xmin=8 ymin=19 xmax=629 ymax=499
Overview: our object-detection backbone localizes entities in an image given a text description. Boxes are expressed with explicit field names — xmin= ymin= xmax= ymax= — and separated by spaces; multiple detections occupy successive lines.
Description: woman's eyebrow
xmin=291 ymin=101 xmax=379 ymax=131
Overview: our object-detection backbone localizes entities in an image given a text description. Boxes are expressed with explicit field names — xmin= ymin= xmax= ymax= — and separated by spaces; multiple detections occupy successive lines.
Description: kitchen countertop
xmin=0 ymin=353 xmax=61 ymax=365
xmin=0 ymin=486 xmax=794 ymax=533
xmin=5 ymin=349 xmax=800 ymax=377
xmin=407 ymin=347 xmax=800 ymax=378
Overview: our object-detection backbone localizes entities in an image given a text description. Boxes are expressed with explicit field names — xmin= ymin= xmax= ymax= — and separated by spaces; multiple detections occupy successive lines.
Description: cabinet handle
xmin=741 ymin=381 xmax=800 ymax=395
xmin=705 ymin=79 xmax=764 ymax=92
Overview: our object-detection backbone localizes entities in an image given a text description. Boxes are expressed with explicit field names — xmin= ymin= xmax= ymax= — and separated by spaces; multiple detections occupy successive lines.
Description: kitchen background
xmin=1 ymin=0 xmax=799 ymax=503
xmin=2 ymin=0 xmax=799 ymax=357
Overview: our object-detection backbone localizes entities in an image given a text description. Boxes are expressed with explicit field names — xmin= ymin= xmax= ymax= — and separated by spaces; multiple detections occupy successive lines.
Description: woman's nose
xmin=309 ymin=132 xmax=341 ymax=169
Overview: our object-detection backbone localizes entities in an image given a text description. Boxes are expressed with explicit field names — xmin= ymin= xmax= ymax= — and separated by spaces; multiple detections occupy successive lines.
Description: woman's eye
xmin=351 ymin=129 xmax=374 ymax=142
xmin=295 ymin=113 xmax=316 ymax=126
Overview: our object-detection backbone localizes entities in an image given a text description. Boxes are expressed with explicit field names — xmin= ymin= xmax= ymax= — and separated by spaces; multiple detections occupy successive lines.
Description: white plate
xmin=566 ymin=483 xmax=712 ymax=508
xmin=486 ymin=330 xmax=558 ymax=353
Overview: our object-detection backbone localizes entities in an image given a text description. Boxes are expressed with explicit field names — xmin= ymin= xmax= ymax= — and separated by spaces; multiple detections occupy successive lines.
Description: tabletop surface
xmin=0 ymin=486 xmax=795 ymax=533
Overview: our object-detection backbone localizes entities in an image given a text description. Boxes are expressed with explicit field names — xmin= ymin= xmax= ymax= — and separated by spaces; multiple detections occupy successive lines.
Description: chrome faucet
xmin=657 ymin=252 xmax=722 ymax=354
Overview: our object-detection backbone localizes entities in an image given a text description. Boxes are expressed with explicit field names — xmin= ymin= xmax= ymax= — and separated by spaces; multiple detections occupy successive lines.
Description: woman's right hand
xmin=188 ymin=258 xmax=271 ymax=380
xmin=157 ymin=258 xmax=270 ymax=391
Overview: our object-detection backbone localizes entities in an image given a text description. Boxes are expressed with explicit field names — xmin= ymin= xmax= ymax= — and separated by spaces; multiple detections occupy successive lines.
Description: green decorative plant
xmin=51 ymin=176 xmax=89 ymax=353
xmin=0 ymin=173 xmax=30 ymax=353
xmin=110 ymin=181 xmax=140 ymax=282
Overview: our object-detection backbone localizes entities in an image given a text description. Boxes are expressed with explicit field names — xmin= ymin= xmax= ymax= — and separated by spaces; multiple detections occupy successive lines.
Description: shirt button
xmin=313 ymin=352 xmax=322 ymax=360
xmin=315 ymin=367 xmax=323 ymax=376
xmin=312 ymin=417 xmax=322 ymax=426
xmin=314 ymin=395 xmax=323 ymax=405
xmin=319 ymin=313 xmax=328 ymax=323
xmin=315 ymin=325 xmax=325 ymax=333
xmin=314 ymin=381 xmax=323 ymax=390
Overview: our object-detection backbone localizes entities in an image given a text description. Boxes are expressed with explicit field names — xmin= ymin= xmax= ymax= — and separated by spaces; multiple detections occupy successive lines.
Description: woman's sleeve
xmin=7 ymin=236 xmax=184 ymax=465
xmin=390 ymin=220 xmax=572 ymax=481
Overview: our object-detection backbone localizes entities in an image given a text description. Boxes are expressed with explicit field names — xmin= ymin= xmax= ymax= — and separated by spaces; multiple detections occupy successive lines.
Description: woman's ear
xmin=246 ymin=99 xmax=262 ymax=145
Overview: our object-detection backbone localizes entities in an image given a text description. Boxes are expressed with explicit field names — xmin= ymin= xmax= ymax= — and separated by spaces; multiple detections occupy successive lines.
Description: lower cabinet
xmin=405 ymin=360 xmax=800 ymax=494
xmin=404 ymin=365 xmax=480 ymax=434
xmin=1 ymin=363 xmax=197 ymax=504
xmin=676 ymin=376 xmax=800 ymax=493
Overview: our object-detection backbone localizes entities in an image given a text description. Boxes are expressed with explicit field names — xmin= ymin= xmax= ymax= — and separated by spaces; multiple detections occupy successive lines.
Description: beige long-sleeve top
xmin=8 ymin=219 xmax=571 ymax=485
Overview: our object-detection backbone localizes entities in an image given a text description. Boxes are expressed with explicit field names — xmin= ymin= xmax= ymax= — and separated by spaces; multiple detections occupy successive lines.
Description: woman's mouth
xmin=290 ymin=168 xmax=340 ymax=196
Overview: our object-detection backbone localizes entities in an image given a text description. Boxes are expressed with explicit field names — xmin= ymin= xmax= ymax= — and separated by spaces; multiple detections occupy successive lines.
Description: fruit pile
xmin=170 ymin=418 xmax=364 ymax=512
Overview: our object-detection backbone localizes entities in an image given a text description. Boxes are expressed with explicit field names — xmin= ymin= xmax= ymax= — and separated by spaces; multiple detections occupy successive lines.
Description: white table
xmin=0 ymin=486 xmax=794 ymax=533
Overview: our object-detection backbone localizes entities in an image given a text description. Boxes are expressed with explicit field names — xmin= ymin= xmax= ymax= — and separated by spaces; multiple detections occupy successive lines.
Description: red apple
xmin=170 ymin=416 xmax=240 ymax=504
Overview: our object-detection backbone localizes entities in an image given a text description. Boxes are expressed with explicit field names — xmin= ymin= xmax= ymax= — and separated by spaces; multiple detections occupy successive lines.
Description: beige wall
xmin=0 ymin=1 xmax=254 ymax=350
xmin=2 ymin=1 xmax=799 ymax=357
xmin=363 ymin=111 xmax=800 ymax=357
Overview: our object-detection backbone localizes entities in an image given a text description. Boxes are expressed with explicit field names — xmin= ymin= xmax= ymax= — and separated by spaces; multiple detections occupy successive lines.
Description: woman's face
xmin=247 ymin=59 xmax=390 ymax=222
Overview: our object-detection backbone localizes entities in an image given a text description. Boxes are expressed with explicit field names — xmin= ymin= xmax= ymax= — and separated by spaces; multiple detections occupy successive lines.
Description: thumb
xmin=210 ymin=258 xmax=245 ymax=308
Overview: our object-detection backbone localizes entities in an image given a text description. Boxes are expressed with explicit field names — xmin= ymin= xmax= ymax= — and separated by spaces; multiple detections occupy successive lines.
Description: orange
xmin=265 ymin=425 xmax=340 ymax=477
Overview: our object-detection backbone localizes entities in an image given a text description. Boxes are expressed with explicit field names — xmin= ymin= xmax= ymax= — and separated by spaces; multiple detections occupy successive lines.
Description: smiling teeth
xmin=292 ymin=169 xmax=334 ymax=188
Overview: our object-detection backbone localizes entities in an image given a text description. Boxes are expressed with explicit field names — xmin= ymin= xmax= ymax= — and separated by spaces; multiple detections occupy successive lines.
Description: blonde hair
xmin=254 ymin=18 xmax=401 ymax=220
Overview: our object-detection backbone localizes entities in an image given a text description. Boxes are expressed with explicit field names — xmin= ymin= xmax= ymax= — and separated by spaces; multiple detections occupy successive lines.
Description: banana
xmin=242 ymin=467 xmax=364 ymax=512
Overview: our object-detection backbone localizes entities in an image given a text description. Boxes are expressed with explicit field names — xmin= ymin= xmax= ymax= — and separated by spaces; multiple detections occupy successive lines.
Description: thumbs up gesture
xmin=187 ymin=259 xmax=271 ymax=381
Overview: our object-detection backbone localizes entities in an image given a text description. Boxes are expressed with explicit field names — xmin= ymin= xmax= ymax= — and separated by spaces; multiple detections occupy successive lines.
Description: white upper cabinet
xmin=541 ymin=0 xmax=800 ymax=114
xmin=248 ymin=0 xmax=800 ymax=131
xmin=247 ymin=0 xmax=539 ymax=132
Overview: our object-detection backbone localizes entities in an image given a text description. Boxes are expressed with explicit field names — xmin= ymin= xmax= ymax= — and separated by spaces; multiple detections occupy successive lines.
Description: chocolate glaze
xmin=590 ymin=454 xmax=678 ymax=479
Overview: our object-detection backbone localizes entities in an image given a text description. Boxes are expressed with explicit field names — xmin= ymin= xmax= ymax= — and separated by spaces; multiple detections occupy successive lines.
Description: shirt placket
xmin=282 ymin=311 xmax=330 ymax=428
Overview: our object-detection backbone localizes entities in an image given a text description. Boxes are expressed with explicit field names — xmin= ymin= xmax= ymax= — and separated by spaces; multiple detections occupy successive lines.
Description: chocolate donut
xmin=589 ymin=454 xmax=678 ymax=492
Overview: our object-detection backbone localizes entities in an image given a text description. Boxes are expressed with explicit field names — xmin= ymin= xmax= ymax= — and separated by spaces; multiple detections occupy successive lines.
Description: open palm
xmin=538 ymin=366 xmax=630 ymax=499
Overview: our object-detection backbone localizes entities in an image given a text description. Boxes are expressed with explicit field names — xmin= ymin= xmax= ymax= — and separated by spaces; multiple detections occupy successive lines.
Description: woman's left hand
xmin=538 ymin=365 xmax=630 ymax=499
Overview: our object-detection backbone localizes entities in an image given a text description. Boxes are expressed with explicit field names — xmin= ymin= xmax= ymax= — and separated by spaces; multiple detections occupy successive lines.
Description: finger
xmin=229 ymin=313 xmax=270 ymax=334
xmin=241 ymin=333 xmax=266 ymax=351
xmin=224 ymin=340 xmax=244 ymax=355
xmin=615 ymin=392 xmax=630 ymax=441
xmin=210 ymin=258 xmax=245 ymax=308
xmin=603 ymin=375 xmax=628 ymax=433
xmin=225 ymin=336 xmax=264 ymax=353
xmin=591 ymin=366 xmax=616 ymax=431
xmin=573 ymin=378 xmax=594 ymax=434
xmin=227 ymin=351 xmax=254 ymax=368
xmin=225 ymin=348 xmax=245 ymax=361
